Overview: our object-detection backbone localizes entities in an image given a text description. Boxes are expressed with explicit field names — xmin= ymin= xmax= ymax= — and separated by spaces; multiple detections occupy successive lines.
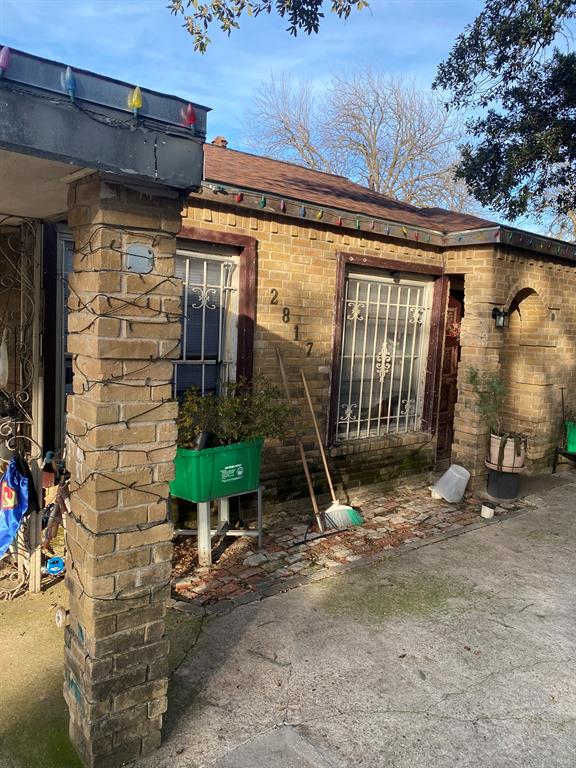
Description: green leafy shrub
xmin=177 ymin=377 xmax=290 ymax=448
xmin=467 ymin=367 xmax=505 ymax=435
xmin=468 ymin=367 xmax=528 ymax=469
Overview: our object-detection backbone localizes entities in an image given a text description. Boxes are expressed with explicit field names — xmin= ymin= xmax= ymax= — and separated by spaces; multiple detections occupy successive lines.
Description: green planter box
xmin=170 ymin=438 xmax=264 ymax=503
xmin=566 ymin=421 xmax=576 ymax=453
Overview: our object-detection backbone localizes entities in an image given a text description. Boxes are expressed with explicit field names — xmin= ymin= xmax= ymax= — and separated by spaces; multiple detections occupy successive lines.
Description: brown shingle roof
xmin=203 ymin=144 xmax=497 ymax=234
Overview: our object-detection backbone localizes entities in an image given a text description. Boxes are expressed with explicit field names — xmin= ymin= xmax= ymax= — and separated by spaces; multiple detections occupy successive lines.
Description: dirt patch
xmin=0 ymin=581 xmax=204 ymax=768
xmin=0 ymin=581 xmax=82 ymax=768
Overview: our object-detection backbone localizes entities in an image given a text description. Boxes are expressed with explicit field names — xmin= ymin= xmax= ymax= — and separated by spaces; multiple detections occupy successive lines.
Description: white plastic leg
xmin=197 ymin=502 xmax=212 ymax=566
xmin=218 ymin=497 xmax=230 ymax=528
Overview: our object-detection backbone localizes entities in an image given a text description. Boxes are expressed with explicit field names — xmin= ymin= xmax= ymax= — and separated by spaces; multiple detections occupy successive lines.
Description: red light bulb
xmin=182 ymin=104 xmax=196 ymax=128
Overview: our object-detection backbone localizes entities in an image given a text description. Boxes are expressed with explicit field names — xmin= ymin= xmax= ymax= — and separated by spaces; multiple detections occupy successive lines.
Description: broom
xmin=300 ymin=369 xmax=364 ymax=529
xmin=276 ymin=348 xmax=325 ymax=532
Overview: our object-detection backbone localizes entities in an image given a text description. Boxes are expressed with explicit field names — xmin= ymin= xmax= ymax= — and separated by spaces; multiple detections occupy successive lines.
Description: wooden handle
xmin=276 ymin=348 xmax=323 ymax=528
xmin=276 ymin=347 xmax=294 ymax=407
xmin=300 ymin=368 xmax=337 ymax=503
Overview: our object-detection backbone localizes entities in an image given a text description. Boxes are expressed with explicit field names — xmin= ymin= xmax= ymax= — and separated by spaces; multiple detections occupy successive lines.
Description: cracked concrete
xmin=138 ymin=474 xmax=576 ymax=768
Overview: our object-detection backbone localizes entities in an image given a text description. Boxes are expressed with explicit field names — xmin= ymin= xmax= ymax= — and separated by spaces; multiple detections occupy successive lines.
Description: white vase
xmin=488 ymin=433 xmax=526 ymax=472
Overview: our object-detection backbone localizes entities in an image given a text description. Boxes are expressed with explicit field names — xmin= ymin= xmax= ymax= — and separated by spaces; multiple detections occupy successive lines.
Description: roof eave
xmin=192 ymin=182 xmax=576 ymax=264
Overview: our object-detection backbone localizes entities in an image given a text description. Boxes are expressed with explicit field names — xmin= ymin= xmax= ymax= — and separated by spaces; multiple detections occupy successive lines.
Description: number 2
xmin=270 ymin=288 xmax=279 ymax=305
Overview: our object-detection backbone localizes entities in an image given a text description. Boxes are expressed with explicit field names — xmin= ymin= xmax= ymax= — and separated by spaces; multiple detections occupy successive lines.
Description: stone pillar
xmin=451 ymin=268 xmax=505 ymax=484
xmin=63 ymin=174 xmax=182 ymax=767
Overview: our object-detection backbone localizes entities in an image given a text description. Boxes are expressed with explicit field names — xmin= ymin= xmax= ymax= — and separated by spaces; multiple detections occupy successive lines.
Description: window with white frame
xmin=52 ymin=238 xmax=240 ymax=443
xmin=335 ymin=269 xmax=433 ymax=441
xmin=174 ymin=246 xmax=239 ymax=398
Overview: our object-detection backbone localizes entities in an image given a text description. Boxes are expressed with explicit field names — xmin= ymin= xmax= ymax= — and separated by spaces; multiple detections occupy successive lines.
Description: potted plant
xmin=467 ymin=368 xmax=526 ymax=498
xmin=170 ymin=377 xmax=290 ymax=503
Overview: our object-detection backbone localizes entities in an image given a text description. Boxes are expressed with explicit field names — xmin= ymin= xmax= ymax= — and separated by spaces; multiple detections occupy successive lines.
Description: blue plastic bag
xmin=0 ymin=456 xmax=30 ymax=559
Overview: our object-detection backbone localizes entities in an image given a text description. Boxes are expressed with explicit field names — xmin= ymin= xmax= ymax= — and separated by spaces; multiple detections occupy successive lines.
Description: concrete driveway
xmin=139 ymin=477 xmax=576 ymax=768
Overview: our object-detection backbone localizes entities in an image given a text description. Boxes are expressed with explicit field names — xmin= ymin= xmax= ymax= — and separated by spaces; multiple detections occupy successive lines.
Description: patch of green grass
xmin=0 ymin=582 xmax=82 ymax=768
xmin=318 ymin=570 xmax=468 ymax=623
xmin=0 ymin=671 xmax=83 ymax=768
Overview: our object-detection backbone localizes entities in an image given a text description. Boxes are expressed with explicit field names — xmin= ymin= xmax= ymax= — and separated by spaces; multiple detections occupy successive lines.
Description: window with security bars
xmin=54 ymin=239 xmax=240 ymax=444
xmin=174 ymin=248 xmax=239 ymax=398
xmin=335 ymin=269 xmax=432 ymax=441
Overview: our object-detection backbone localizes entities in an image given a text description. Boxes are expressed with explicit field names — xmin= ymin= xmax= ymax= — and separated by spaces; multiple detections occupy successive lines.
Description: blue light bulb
xmin=61 ymin=66 xmax=76 ymax=102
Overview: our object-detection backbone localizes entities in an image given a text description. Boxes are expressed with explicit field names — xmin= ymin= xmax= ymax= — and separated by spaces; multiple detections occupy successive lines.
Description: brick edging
xmin=168 ymin=503 xmax=535 ymax=619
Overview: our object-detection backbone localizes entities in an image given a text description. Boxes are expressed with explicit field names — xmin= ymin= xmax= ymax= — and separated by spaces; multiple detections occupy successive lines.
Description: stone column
xmin=450 ymin=267 xmax=505 ymax=484
xmin=63 ymin=174 xmax=182 ymax=767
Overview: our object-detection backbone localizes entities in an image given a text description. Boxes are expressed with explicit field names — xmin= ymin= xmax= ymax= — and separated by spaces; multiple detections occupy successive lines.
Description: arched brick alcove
xmin=502 ymin=288 xmax=559 ymax=470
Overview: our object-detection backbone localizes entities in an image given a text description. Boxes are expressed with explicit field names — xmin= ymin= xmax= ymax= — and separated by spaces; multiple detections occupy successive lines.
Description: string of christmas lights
xmin=63 ymin=224 xmax=188 ymax=544
xmin=201 ymin=183 xmax=576 ymax=260
xmin=0 ymin=47 xmax=198 ymax=134
xmin=69 ymin=556 xmax=173 ymax=602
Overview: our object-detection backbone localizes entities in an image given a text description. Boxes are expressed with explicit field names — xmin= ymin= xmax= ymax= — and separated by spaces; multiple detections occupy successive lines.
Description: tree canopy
xmin=434 ymin=0 xmax=576 ymax=229
xmin=244 ymin=71 xmax=478 ymax=212
xmin=168 ymin=0 xmax=368 ymax=52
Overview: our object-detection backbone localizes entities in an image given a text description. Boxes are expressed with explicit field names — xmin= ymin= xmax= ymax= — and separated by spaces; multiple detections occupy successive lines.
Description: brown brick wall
xmin=182 ymin=199 xmax=444 ymax=499
xmin=182 ymin=200 xmax=576 ymax=493
xmin=446 ymin=244 xmax=576 ymax=477
xmin=65 ymin=175 xmax=181 ymax=767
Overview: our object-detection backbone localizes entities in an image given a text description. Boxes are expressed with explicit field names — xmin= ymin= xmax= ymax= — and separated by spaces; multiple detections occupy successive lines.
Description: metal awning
xmin=0 ymin=47 xmax=210 ymax=194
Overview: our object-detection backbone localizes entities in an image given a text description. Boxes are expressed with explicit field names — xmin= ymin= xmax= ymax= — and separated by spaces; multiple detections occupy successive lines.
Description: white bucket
xmin=481 ymin=503 xmax=495 ymax=519
xmin=432 ymin=464 xmax=470 ymax=503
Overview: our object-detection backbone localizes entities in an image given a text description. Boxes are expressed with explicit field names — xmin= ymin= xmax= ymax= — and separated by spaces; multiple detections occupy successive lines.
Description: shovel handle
xmin=276 ymin=348 xmax=323 ymax=529
xmin=300 ymin=369 xmax=337 ymax=503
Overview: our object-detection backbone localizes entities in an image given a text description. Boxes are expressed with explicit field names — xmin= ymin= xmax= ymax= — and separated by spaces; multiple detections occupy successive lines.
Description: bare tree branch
xmin=243 ymin=70 xmax=481 ymax=213
xmin=247 ymin=76 xmax=331 ymax=171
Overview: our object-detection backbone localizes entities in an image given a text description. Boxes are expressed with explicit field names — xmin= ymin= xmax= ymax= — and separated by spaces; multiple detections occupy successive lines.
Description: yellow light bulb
xmin=128 ymin=86 xmax=142 ymax=113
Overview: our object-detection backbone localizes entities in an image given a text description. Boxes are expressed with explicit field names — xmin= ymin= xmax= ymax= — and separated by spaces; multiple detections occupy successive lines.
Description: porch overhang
xmin=0 ymin=47 xmax=209 ymax=195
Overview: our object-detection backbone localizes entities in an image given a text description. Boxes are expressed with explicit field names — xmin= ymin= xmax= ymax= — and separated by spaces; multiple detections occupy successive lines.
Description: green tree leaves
xmin=434 ymin=0 xmax=576 ymax=228
xmin=168 ymin=0 xmax=367 ymax=53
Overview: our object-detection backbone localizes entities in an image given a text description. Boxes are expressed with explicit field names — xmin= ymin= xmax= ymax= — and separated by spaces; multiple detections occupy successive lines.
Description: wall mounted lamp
xmin=492 ymin=307 xmax=509 ymax=328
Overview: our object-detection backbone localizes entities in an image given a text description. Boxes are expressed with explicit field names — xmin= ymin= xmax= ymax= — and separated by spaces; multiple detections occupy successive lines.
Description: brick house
xmin=178 ymin=142 xmax=576 ymax=499
xmin=2 ymin=46 xmax=576 ymax=768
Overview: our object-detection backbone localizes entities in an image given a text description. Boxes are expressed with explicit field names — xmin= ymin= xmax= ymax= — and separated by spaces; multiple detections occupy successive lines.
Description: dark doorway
xmin=436 ymin=279 xmax=464 ymax=468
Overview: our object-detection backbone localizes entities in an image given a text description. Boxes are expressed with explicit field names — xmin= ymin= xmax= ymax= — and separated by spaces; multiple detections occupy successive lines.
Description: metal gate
xmin=336 ymin=270 xmax=432 ymax=441
xmin=0 ymin=219 xmax=43 ymax=597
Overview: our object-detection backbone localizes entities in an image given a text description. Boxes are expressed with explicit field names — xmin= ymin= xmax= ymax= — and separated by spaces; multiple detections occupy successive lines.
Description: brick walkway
xmin=171 ymin=482 xmax=531 ymax=613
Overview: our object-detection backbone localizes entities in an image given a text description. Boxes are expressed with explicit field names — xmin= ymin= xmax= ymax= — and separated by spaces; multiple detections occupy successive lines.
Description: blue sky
xmin=7 ymin=1 xmax=551 ymax=232
xmin=0 ymin=0 xmax=485 ymax=150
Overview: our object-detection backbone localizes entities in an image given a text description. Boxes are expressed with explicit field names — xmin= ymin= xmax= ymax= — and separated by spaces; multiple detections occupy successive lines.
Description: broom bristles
xmin=324 ymin=503 xmax=364 ymax=529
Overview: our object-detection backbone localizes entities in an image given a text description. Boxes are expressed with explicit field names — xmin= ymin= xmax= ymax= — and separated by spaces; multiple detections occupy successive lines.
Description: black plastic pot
xmin=487 ymin=468 xmax=519 ymax=500
xmin=196 ymin=430 xmax=216 ymax=450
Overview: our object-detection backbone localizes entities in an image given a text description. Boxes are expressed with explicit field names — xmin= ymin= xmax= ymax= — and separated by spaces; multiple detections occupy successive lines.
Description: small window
xmin=335 ymin=269 xmax=432 ymax=441
xmin=174 ymin=247 xmax=239 ymax=398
